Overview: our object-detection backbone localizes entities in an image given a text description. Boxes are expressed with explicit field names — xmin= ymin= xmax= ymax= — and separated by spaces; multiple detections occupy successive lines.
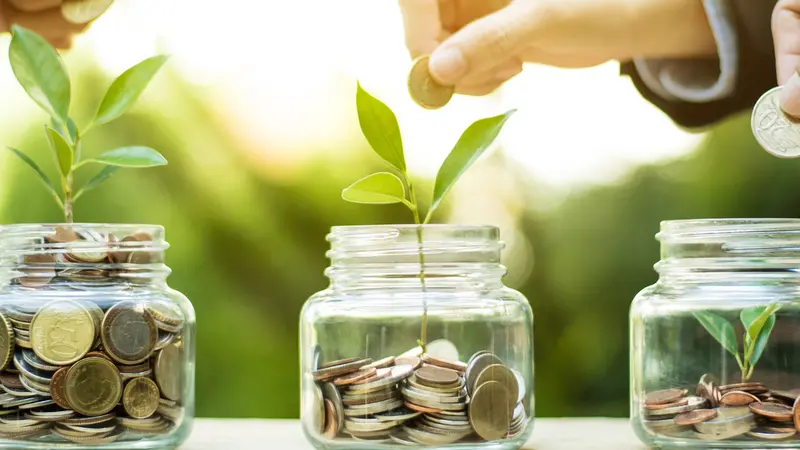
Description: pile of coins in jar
xmin=0 ymin=227 xmax=185 ymax=443
xmin=309 ymin=339 xmax=528 ymax=445
xmin=643 ymin=374 xmax=800 ymax=441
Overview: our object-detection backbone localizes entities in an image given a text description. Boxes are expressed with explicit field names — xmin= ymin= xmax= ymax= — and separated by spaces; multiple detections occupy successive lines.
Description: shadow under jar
xmin=300 ymin=225 xmax=534 ymax=450
xmin=631 ymin=219 xmax=800 ymax=448
xmin=0 ymin=224 xmax=195 ymax=449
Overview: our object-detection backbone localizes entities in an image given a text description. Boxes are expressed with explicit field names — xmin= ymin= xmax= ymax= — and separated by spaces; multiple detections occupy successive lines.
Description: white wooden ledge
xmin=182 ymin=418 xmax=643 ymax=449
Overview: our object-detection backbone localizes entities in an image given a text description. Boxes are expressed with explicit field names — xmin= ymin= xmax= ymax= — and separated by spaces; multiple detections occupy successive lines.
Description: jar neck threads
xmin=325 ymin=225 xmax=506 ymax=290
xmin=0 ymin=224 xmax=170 ymax=286
xmin=656 ymin=219 xmax=800 ymax=282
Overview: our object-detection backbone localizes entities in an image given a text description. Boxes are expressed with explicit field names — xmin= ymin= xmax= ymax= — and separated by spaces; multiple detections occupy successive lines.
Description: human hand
xmin=399 ymin=0 xmax=717 ymax=96
xmin=0 ymin=0 xmax=86 ymax=48
xmin=774 ymin=0 xmax=800 ymax=117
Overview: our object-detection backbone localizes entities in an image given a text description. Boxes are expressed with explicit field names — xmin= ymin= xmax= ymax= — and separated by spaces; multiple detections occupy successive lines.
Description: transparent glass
xmin=0 ymin=224 xmax=195 ymax=449
xmin=300 ymin=225 xmax=534 ymax=450
xmin=631 ymin=219 xmax=800 ymax=448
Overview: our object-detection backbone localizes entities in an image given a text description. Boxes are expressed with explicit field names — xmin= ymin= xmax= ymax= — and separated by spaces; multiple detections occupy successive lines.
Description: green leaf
xmin=51 ymin=117 xmax=78 ymax=144
xmin=693 ymin=311 xmax=739 ymax=357
xmin=427 ymin=110 xmax=516 ymax=220
xmin=8 ymin=26 xmax=70 ymax=124
xmin=342 ymin=173 xmax=406 ymax=204
xmin=93 ymin=55 xmax=169 ymax=126
xmin=356 ymin=82 xmax=406 ymax=172
xmin=82 ymin=147 xmax=167 ymax=167
xmin=741 ymin=304 xmax=779 ymax=367
xmin=45 ymin=126 xmax=73 ymax=176
xmin=6 ymin=147 xmax=58 ymax=196
xmin=74 ymin=166 xmax=120 ymax=201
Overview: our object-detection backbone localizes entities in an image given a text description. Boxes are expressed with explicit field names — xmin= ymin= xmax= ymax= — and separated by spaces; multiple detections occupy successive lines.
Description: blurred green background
xmin=1 ymin=0 xmax=799 ymax=420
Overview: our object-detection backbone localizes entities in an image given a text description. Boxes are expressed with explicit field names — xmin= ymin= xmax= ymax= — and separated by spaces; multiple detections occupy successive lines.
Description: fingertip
xmin=780 ymin=72 xmax=800 ymax=118
xmin=429 ymin=46 xmax=467 ymax=85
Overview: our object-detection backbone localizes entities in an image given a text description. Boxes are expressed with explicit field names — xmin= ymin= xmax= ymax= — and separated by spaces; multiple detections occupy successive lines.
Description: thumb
xmin=773 ymin=1 xmax=800 ymax=116
xmin=429 ymin=3 xmax=535 ymax=85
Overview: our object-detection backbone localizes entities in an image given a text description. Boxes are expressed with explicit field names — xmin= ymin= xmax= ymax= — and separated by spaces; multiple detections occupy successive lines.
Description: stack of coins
xmin=642 ymin=374 xmax=800 ymax=441
xmin=308 ymin=341 xmax=530 ymax=445
xmin=0 ymin=228 xmax=186 ymax=443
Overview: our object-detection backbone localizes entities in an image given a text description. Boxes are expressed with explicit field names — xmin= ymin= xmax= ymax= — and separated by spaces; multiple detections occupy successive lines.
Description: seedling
xmin=343 ymin=83 xmax=515 ymax=350
xmin=694 ymin=304 xmax=780 ymax=382
xmin=5 ymin=26 xmax=168 ymax=222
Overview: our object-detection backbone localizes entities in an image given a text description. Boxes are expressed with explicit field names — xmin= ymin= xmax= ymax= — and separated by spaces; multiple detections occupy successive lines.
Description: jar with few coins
xmin=631 ymin=219 xmax=800 ymax=448
xmin=300 ymin=225 xmax=534 ymax=449
xmin=0 ymin=224 xmax=195 ymax=448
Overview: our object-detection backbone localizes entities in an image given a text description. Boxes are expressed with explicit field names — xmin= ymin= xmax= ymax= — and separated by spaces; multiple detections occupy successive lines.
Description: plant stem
xmin=408 ymin=183 xmax=428 ymax=353
xmin=63 ymin=172 xmax=74 ymax=223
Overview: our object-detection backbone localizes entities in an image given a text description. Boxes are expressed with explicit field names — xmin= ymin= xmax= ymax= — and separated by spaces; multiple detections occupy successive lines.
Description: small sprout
xmin=693 ymin=303 xmax=779 ymax=382
xmin=345 ymin=82 xmax=516 ymax=349
xmin=5 ymin=26 xmax=168 ymax=222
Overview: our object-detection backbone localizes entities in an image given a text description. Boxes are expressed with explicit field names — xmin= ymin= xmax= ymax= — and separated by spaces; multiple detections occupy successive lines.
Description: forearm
xmin=623 ymin=0 xmax=717 ymax=59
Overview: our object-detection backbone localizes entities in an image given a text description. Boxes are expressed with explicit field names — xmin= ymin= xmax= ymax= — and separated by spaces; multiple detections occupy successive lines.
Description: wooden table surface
xmin=183 ymin=418 xmax=644 ymax=449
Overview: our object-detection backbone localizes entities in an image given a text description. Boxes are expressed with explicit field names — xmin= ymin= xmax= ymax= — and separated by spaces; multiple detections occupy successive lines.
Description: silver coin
xmin=22 ymin=349 xmax=59 ymax=372
xmin=346 ymin=365 xmax=413 ymax=394
xmin=422 ymin=417 xmax=473 ymax=432
xmin=425 ymin=339 xmax=459 ymax=362
xmin=512 ymin=369 xmax=526 ymax=404
xmin=2 ymin=383 xmax=38 ymax=398
xmin=308 ymin=382 xmax=324 ymax=434
xmin=389 ymin=430 xmax=418 ymax=445
xmin=406 ymin=395 xmax=466 ymax=411
xmin=398 ymin=346 xmax=423 ymax=358
xmin=401 ymin=386 xmax=467 ymax=404
xmin=322 ymin=382 xmax=344 ymax=435
xmin=752 ymin=86 xmax=800 ymax=158
xmin=693 ymin=407 xmax=754 ymax=435
xmin=17 ymin=398 xmax=54 ymax=410
xmin=374 ymin=407 xmax=421 ymax=422
xmin=645 ymin=396 xmax=707 ymax=417
xmin=344 ymin=398 xmax=404 ymax=417
xmin=344 ymin=418 xmax=402 ymax=433
xmin=407 ymin=376 xmax=464 ymax=394
xmin=13 ymin=351 xmax=52 ymax=385
xmin=404 ymin=424 xmax=462 ymax=445
xmin=466 ymin=353 xmax=503 ymax=394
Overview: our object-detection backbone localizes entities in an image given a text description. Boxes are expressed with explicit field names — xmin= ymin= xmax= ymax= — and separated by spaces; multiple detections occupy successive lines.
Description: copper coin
xmin=85 ymin=351 xmax=112 ymax=362
xmin=415 ymin=366 xmax=459 ymax=387
xmin=792 ymin=395 xmax=800 ymax=432
xmin=404 ymin=401 xmax=441 ymax=414
xmin=322 ymin=399 xmax=337 ymax=439
xmin=645 ymin=398 xmax=690 ymax=411
xmin=333 ymin=367 xmax=377 ymax=386
xmin=0 ymin=372 xmax=24 ymax=390
xmin=673 ymin=409 xmax=717 ymax=426
xmin=765 ymin=425 xmax=799 ymax=433
xmin=421 ymin=354 xmax=467 ymax=372
xmin=774 ymin=389 xmax=800 ymax=403
xmin=350 ymin=367 xmax=391 ymax=385
xmin=319 ymin=357 xmax=362 ymax=370
xmin=720 ymin=382 xmax=766 ymax=391
xmin=101 ymin=301 xmax=158 ymax=365
xmin=394 ymin=356 xmax=421 ymax=370
xmin=361 ymin=356 xmax=395 ymax=371
xmin=750 ymin=402 xmax=793 ymax=421
xmin=720 ymin=390 xmax=761 ymax=406
xmin=313 ymin=358 xmax=371 ymax=381
xmin=50 ymin=366 xmax=71 ymax=409
xmin=645 ymin=388 xmax=687 ymax=406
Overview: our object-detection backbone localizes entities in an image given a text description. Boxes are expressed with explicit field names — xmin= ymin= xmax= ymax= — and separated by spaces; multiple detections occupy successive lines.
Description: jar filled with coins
xmin=300 ymin=225 xmax=534 ymax=449
xmin=0 ymin=224 xmax=194 ymax=448
xmin=631 ymin=219 xmax=800 ymax=447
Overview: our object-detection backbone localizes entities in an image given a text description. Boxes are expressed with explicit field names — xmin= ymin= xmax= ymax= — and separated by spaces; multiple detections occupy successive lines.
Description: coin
xmin=747 ymin=427 xmax=796 ymax=440
xmin=404 ymin=401 xmax=441 ymax=414
xmin=321 ymin=382 xmax=344 ymax=435
xmin=750 ymin=402 xmax=793 ymax=421
xmin=752 ymin=86 xmax=800 ymax=158
xmin=30 ymin=299 xmax=96 ymax=365
xmin=123 ymin=376 xmax=159 ymax=419
xmin=154 ymin=341 xmax=182 ymax=401
xmin=408 ymin=56 xmax=454 ymax=110
xmin=19 ymin=254 xmax=56 ymax=287
xmin=346 ymin=365 xmax=413 ymax=394
xmin=472 ymin=364 xmax=518 ymax=414
xmin=415 ymin=366 xmax=459 ymax=387
xmin=344 ymin=417 xmax=401 ymax=433
xmin=421 ymin=354 xmax=466 ymax=372
xmin=720 ymin=390 xmax=760 ymax=406
xmin=694 ymin=407 xmax=754 ymax=435
xmin=49 ymin=367 xmax=71 ymax=410
xmin=61 ymin=0 xmax=113 ymax=25
xmin=774 ymin=389 xmax=800 ymax=403
xmin=344 ymin=398 xmax=404 ymax=416
xmin=22 ymin=349 xmax=59 ymax=372
xmin=374 ymin=407 xmax=421 ymax=422
xmin=333 ymin=367 xmax=377 ymax=386
xmin=313 ymin=358 xmax=371 ymax=381
xmin=646 ymin=396 xmax=707 ymax=417
xmin=323 ymin=399 xmax=338 ymax=439
xmin=646 ymin=398 xmax=690 ymax=410
xmin=394 ymin=356 xmax=421 ymax=370
xmin=793 ymin=394 xmax=800 ymax=432
xmin=0 ymin=314 xmax=13 ymax=371
xmin=361 ymin=356 xmax=395 ymax=371
xmin=466 ymin=352 xmax=503 ymax=394
xmin=342 ymin=389 xmax=398 ymax=406
xmin=60 ymin=411 xmax=116 ymax=426
xmin=101 ymin=301 xmax=157 ymax=365
xmin=145 ymin=301 xmax=184 ymax=327
xmin=645 ymin=388 xmax=687 ymax=406
xmin=674 ymin=409 xmax=717 ymax=426
xmin=469 ymin=381 xmax=510 ymax=441
xmin=64 ymin=356 xmax=121 ymax=416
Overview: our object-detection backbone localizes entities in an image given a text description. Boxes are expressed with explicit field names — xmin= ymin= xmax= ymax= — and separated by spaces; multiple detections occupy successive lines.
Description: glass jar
xmin=0 ymin=224 xmax=195 ymax=448
xmin=631 ymin=219 xmax=800 ymax=448
xmin=300 ymin=225 xmax=534 ymax=449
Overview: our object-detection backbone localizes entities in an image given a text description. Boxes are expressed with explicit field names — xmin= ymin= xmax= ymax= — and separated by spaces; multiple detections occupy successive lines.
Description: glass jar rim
xmin=328 ymin=224 xmax=499 ymax=240
xmin=0 ymin=223 xmax=164 ymax=235
xmin=0 ymin=223 xmax=167 ymax=256
xmin=658 ymin=218 xmax=800 ymax=241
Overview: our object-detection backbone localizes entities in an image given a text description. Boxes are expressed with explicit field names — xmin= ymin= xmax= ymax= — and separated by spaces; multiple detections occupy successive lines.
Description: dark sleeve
xmin=620 ymin=0 xmax=777 ymax=129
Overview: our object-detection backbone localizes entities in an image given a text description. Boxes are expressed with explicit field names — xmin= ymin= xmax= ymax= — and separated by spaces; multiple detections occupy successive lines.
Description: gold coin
xmin=101 ymin=301 xmax=157 ymax=365
xmin=154 ymin=340 xmax=183 ymax=401
xmin=145 ymin=301 xmax=184 ymax=327
xmin=0 ymin=313 xmax=13 ymax=371
xmin=408 ymin=55 xmax=454 ymax=110
xmin=30 ymin=299 xmax=95 ymax=365
xmin=65 ymin=357 xmax=122 ymax=416
xmin=469 ymin=381 xmax=510 ymax=441
xmin=61 ymin=0 xmax=113 ymax=25
xmin=123 ymin=377 xmax=160 ymax=419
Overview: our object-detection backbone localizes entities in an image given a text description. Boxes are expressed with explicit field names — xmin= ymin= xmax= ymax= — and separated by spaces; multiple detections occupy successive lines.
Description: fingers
xmin=399 ymin=0 xmax=443 ymax=58
xmin=773 ymin=0 xmax=800 ymax=116
xmin=7 ymin=0 xmax=62 ymax=12
xmin=429 ymin=1 xmax=536 ymax=85
xmin=455 ymin=58 xmax=522 ymax=96
xmin=3 ymin=3 xmax=85 ymax=48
